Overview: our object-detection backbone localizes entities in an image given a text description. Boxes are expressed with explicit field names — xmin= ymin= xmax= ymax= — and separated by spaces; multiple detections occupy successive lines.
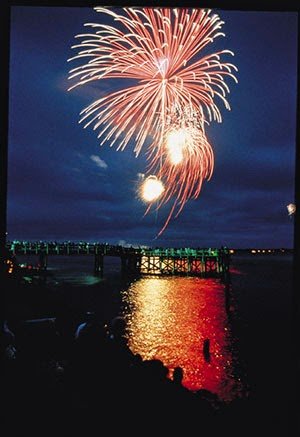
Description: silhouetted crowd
xmin=1 ymin=310 xmax=248 ymax=437
xmin=1 ymin=249 xmax=253 ymax=436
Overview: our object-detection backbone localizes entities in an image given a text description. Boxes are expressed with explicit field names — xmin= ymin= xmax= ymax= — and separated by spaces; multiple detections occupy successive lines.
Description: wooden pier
xmin=6 ymin=241 xmax=230 ymax=280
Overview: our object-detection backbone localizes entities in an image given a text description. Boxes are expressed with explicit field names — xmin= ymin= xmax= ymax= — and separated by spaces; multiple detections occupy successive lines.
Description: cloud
xmin=90 ymin=154 xmax=108 ymax=169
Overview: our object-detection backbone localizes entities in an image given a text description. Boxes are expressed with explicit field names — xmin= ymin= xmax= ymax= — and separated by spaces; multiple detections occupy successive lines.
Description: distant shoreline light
xmin=5 ymin=241 xmax=294 ymax=253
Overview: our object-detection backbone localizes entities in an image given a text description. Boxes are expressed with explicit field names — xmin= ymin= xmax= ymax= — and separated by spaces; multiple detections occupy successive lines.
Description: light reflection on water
xmin=122 ymin=276 xmax=243 ymax=402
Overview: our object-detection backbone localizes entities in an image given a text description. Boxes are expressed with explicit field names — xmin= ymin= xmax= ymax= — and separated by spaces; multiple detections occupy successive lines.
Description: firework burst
xmin=68 ymin=7 xmax=237 ymax=234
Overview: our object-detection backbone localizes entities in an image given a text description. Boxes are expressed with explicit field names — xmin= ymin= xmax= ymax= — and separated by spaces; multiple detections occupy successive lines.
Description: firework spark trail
xmin=146 ymin=108 xmax=214 ymax=235
xmin=68 ymin=7 xmax=237 ymax=234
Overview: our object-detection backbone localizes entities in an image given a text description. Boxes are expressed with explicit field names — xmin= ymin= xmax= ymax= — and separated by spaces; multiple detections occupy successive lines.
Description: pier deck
xmin=6 ymin=241 xmax=230 ymax=279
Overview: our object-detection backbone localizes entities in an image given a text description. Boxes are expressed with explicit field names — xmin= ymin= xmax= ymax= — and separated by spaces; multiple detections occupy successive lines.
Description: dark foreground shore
xmin=2 ymin=253 xmax=298 ymax=436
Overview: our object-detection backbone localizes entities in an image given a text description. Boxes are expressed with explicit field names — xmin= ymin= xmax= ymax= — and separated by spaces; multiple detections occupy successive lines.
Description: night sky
xmin=7 ymin=6 xmax=297 ymax=248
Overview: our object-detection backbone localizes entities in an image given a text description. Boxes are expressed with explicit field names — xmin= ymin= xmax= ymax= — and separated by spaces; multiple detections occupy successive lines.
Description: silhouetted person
xmin=203 ymin=338 xmax=211 ymax=362
xmin=1 ymin=320 xmax=17 ymax=380
xmin=169 ymin=366 xmax=196 ymax=422
xmin=108 ymin=315 xmax=126 ymax=343
xmin=70 ymin=312 xmax=109 ymax=403
xmin=37 ymin=251 xmax=47 ymax=271
xmin=74 ymin=312 xmax=108 ymax=354
xmin=173 ymin=366 xmax=184 ymax=386
xmin=106 ymin=316 xmax=135 ymax=387
xmin=140 ymin=358 xmax=172 ymax=415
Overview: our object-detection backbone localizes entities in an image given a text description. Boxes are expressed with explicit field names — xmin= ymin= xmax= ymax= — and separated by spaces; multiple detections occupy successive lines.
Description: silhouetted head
xmin=173 ymin=366 xmax=184 ymax=385
xmin=110 ymin=316 xmax=126 ymax=340
xmin=143 ymin=359 xmax=169 ymax=381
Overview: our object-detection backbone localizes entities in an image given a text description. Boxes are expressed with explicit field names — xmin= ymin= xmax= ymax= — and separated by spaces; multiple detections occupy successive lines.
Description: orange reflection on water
xmin=122 ymin=276 xmax=242 ymax=402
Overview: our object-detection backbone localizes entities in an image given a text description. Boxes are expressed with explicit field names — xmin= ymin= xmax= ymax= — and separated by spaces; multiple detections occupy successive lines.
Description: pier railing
xmin=5 ymin=241 xmax=230 ymax=280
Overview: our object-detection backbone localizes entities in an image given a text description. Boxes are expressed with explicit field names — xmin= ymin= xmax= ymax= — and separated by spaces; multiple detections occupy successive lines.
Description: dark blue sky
xmin=7 ymin=6 xmax=298 ymax=248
